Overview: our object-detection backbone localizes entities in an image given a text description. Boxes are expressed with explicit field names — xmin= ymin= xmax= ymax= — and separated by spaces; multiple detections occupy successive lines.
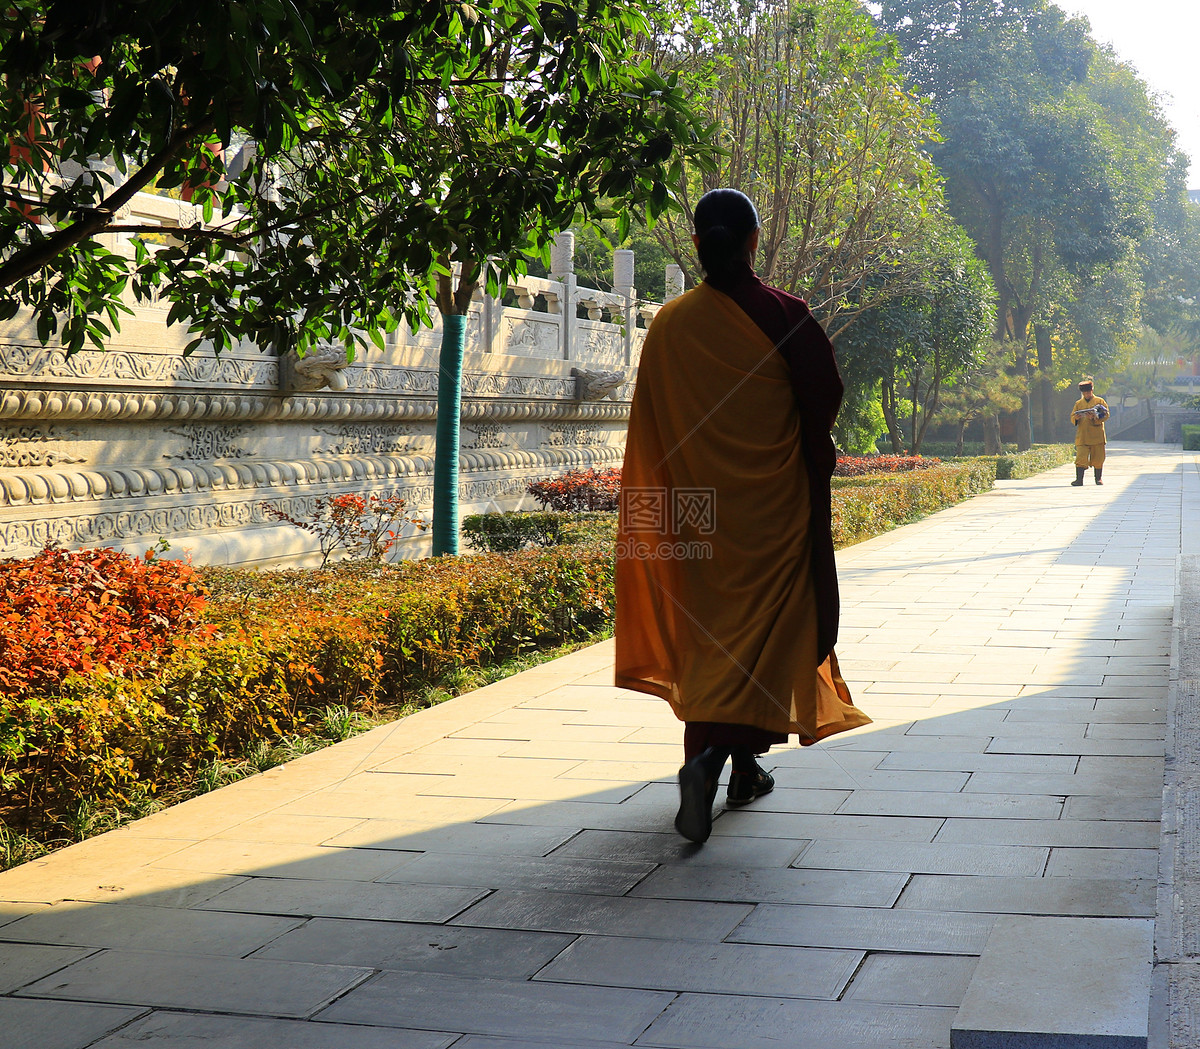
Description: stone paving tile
xmin=875 ymin=750 xmax=1079 ymax=775
xmin=17 ymin=949 xmax=373 ymax=1018
xmin=377 ymin=851 xmax=654 ymax=895
xmin=964 ymin=767 xmax=1163 ymax=796
xmin=0 ymin=900 xmax=302 ymax=955
xmin=826 ymin=732 xmax=994 ymax=753
xmin=87 ymin=1012 xmax=457 ymax=1048
xmin=1087 ymin=722 xmax=1167 ymax=738
xmin=743 ymin=746 xmax=884 ymax=769
xmin=374 ymin=773 xmax=643 ymax=804
xmin=627 ymin=864 xmax=906 ymax=907
xmin=898 ymin=874 xmax=1156 ymax=917
xmin=933 ymin=817 xmax=1158 ymax=848
xmin=845 ymin=953 xmax=978 ymax=1007
xmin=478 ymin=798 xmax=680 ymax=833
xmin=1045 ymin=847 xmax=1159 ymax=880
xmin=323 ymin=821 xmax=576 ymax=857
xmin=986 ymin=736 xmax=1164 ymax=757
xmin=0 ymin=863 xmax=247 ymax=909
xmin=708 ymin=811 xmax=944 ymax=842
xmin=555 ymin=760 xmax=680 ymax=781
xmin=535 ymin=935 xmax=861 ymax=998
xmin=636 ymin=993 xmax=955 ymax=1049
xmin=209 ymin=814 xmax=368 ymax=845
xmin=450 ymin=1039 xmax=635 ymax=1049
xmin=149 ymin=840 xmax=416 ymax=881
xmin=273 ymin=790 xmax=508 ymax=822
xmin=318 ymin=971 xmax=674 ymax=1042
xmin=253 ymin=917 xmax=574 ymax=978
xmin=497 ymin=740 xmax=690 ymax=762
xmin=794 ymin=839 xmax=1048 ymax=877
xmin=549 ymin=828 xmax=808 ymax=867
xmin=730 ymin=904 xmax=996 ymax=954
xmin=0 ymin=943 xmax=97 ymax=994
xmin=196 ymin=876 xmax=486 ymax=922
xmin=768 ymin=767 xmax=970 ymax=792
xmin=450 ymin=888 xmax=752 ymax=941
xmin=1063 ymin=795 xmax=1164 ymax=821
xmin=0 ymin=997 xmax=147 ymax=1049
xmin=837 ymin=789 xmax=1063 ymax=820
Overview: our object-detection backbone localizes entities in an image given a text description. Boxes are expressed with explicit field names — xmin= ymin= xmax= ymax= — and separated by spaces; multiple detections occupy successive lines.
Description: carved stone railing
xmin=0 ymin=204 xmax=680 ymax=567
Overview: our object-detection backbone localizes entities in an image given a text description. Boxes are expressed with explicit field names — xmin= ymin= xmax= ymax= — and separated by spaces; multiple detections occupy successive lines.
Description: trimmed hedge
xmin=830 ymin=459 xmax=996 ymax=547
xmin=1 ymin=545 xmax=614 ymax=835
xmin=1183 ymin=425 xmax=1200 ymax=451
xmin=990 ymin=444 xmax=1076 ymax=479
xmin=462 ymin=511 xmax=614 ymax=552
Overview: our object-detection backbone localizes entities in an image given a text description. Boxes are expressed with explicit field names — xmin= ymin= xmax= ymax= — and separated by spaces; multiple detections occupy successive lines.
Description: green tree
xmin=646 ymin=0 xmax=947 ymax=333
xmin=1 ymin=0 xmax=713 ymax=553
xmin=836 ymin=224 xmax=995 ymax=453
xmin=877 ymin=0 xmax=1186 ymax=447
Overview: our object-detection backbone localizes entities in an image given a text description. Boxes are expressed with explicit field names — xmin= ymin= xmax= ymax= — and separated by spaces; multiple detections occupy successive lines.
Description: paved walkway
xmin=2 ymin=443 xmax=1197 ymax=1049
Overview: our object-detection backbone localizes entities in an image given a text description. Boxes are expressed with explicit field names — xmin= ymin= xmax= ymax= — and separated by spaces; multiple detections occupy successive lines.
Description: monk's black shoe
xmin=675 ymin=749 xmax=721 ymax=843
xmin=726 ymin=763 xmax=775 ymax=806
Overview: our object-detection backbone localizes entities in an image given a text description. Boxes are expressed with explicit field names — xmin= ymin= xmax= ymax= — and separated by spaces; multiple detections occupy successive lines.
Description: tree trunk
xmin=955 ymin=421 xmax=966 ymax=457
xmin=983 ymin=412 xmax=1002 ymax=454
xmin=432 ymin=312 xmax=467 ymax=556
xmin=1014 ymin=350 xmax=1032 ymax=451
xmin=1034 ymin=324 xmax=1055 ymax=443
xmin=880 ymin=379 xmax=904 ymax=453
xmin=431 ymin=262 xmax=480 ymax=557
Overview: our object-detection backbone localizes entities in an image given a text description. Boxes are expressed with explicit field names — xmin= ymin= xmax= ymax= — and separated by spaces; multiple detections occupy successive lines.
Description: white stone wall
xmin=0 ymin=202 xmax=661 ymax=567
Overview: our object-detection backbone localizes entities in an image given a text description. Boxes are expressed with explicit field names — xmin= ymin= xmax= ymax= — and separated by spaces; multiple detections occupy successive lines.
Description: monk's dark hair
xmin=694 ymin=188 xmax=759 ymax=280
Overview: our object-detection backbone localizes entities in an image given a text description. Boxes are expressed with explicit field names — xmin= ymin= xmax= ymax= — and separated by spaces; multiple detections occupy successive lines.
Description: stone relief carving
xmin=0 ymin=342 xmax=271 ymax=387
xmin=543 ymin=424 xmax=604 ymax=448
xmin=464 ymin=424 xmax=508 ymax=450
xmin=314 ymin=424 xmax=418 ymax=456
xmin=164 ymin=425 xmax=250 ymax=461
xmin=571 ymin=368 xmax=625 ymax=401
xmin=0 ymin=424 xmax=86 ymax=469
xmin=502 ymin=315 xmax=560 ymax=359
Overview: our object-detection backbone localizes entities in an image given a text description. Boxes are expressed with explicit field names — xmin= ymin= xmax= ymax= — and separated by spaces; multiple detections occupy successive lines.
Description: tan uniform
xmin=1072 ymin=395 xmax=1107 ymax=468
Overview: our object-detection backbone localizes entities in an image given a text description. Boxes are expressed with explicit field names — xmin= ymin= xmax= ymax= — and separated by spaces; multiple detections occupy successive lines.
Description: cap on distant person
xmin=1078 ymin=376 xmax=1094 ymax=389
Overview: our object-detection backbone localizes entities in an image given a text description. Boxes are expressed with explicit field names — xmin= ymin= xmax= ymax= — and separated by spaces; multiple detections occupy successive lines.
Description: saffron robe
xmin=614 ymin=277 xmax=870 ymax=744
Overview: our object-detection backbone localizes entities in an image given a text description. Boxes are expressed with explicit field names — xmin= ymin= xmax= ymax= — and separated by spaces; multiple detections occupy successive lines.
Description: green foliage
xmin=992 ymin=444 xmax=1076 ymax=479
xmin=462 ymin=511 xmax=617 ymax=553
xmin=647 ymin=0 xmax=946 ymax=327
xmin=837 ymin=223 xmax=996 ymax=453
xmin=0 ymin=1 xmax=716 ymax=356
xmin=463 ymin=512 xmax=565 ymax=553
xmin=0 ymin=544 xmax=615 ymax=844
xmin=831 ymin=460 xmax=995 ymax=546
xmin=1182 ymin=425 xmax=1200 ymax=451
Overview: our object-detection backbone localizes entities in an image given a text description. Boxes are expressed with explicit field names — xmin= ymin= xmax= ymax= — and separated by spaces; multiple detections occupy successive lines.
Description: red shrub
xmin=526 ymin=468 xmax=622 ymax=511
xmin=834 ymin=454 xmax=941 ymax=477
xmin=0 ymin=547 xmax=208 ymax=698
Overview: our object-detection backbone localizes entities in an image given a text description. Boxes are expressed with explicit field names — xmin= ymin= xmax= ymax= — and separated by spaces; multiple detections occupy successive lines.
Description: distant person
xmin=615 ymin=188 xmax=871 ymax=844
xmin=1071 ymin=377 xmax=1109 ymax=486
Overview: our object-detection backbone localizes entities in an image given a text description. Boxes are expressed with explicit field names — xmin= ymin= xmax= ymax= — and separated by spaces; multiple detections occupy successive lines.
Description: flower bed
xmin=833 ymin=454 xmax=941 ymax=477
xmin=0 ymin=544 xmax=614 ymax=850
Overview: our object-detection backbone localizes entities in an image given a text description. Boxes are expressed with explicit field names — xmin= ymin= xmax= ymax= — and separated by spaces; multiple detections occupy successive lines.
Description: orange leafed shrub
xmin=0 ymin=547 xmax=208 ymax=699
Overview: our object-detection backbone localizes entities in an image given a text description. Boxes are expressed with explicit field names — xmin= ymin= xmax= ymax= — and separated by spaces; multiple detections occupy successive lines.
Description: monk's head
xmin=1079 ymin=377 xmax=1094 ymax=401
xmin=693 ymin=188 xmax=760 ymax=280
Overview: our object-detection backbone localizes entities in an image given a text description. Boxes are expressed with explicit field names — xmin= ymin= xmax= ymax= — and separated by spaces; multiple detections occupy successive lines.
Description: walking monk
xmin=615 ymin=189 xmax=870 ymax=844
xmin=1071 ymin=376 xmax=1109 ymax=486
